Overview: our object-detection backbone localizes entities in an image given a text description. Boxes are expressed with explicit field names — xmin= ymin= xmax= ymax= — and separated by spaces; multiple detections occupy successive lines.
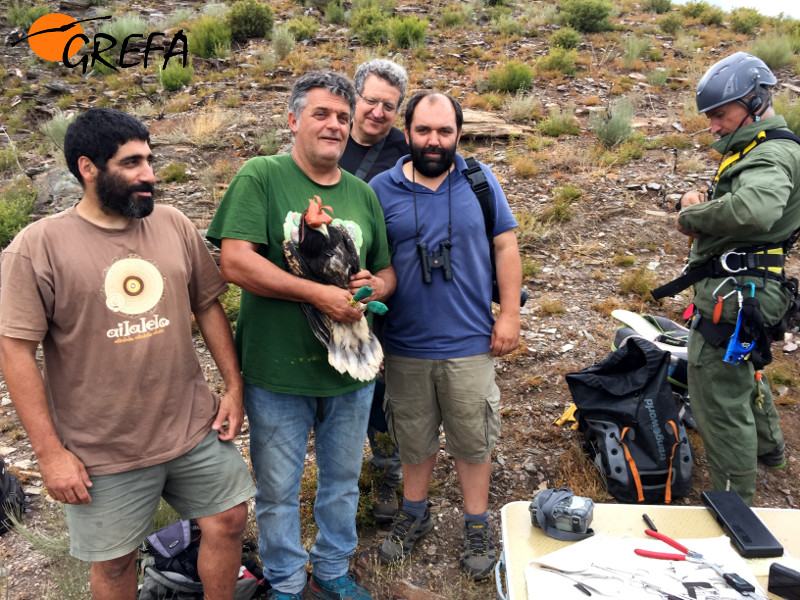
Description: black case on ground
xmin=769 ymin=563 xmax=800 ymax=600
xmin=700 ymin=490 xmax=783 ymax=558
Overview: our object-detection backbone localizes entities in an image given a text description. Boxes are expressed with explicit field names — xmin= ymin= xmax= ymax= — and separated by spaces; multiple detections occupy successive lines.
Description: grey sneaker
xmin=461 ymin=521 xmax=497 ymax=580
xmin=378 ymin=508 xmax=433 ymax=562
xmin=372 ymin=481 xmax=398 ymax=523
xmin=759 ymin=442 xmax=787 ymax=469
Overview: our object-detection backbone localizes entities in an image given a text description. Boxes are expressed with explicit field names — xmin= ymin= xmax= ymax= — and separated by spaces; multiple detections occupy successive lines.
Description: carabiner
xmin=711 ymin=276 xmax=738 ymax=300
xmin=720 ymin=251 xmax=749 ymax=273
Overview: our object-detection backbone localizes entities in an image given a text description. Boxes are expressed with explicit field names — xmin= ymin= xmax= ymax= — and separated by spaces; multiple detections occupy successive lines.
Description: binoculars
xmin=417 ymin=241 xmax=453 ymax=284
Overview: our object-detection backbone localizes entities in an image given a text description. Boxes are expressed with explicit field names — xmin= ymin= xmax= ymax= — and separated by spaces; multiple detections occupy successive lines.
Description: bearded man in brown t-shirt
xmin=0 ymin=108 xmax=255 ymax=600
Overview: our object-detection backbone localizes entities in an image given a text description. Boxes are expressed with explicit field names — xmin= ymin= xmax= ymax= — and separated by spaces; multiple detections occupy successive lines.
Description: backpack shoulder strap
xmin=764 ymin=129 xmax=800 ymax=145
xmin=462 ymin=157 xmax=494 ymax=241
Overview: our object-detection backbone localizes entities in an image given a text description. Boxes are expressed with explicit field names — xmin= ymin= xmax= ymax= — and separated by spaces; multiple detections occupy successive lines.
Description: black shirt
xmin=339 ymin=126 xmax=409 ymax=183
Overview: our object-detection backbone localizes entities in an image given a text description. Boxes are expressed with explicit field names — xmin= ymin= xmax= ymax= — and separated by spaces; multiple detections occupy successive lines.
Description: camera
xmin=417 ymin=241 xmax=453 ymax=284
xmin=530 ymin=492 xmax=594 ymax=535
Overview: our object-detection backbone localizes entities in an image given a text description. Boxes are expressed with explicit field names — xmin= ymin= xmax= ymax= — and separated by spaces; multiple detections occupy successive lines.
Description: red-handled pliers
xmin=635 ymin=529 xmax=757 ymax=597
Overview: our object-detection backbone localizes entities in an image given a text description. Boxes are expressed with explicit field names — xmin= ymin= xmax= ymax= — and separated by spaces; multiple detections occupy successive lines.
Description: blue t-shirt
xmin=370 ymin=153 xmax=517 ymax=359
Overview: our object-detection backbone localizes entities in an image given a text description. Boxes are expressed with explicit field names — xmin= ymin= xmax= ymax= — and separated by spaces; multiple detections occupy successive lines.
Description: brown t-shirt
xmin=0 ymin=205 xmax=228 ymax=476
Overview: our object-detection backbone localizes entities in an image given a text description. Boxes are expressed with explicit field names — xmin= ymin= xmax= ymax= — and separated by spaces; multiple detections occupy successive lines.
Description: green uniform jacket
xmin=678 ymin=116 xmax=800 ymax=325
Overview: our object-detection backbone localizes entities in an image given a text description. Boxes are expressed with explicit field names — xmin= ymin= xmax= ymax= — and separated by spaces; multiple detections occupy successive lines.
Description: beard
xmin=409 ymin=140 xmax=457 ymax=178
xmin=96 ymin=169 xmax=155 ymax=219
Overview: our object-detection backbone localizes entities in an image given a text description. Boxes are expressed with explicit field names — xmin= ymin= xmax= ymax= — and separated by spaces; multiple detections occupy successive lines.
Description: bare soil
xmin=1 ymin=1 xmax=799 ymax=598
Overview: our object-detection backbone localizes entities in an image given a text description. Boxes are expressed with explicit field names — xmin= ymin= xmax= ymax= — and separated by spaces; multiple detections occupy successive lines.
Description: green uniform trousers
xmin=687 ymin=330 xmax=784 ymax=505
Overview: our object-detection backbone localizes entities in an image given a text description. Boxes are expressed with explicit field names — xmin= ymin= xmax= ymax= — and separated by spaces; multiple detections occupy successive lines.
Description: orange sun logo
xmin=27 ymin=13 xmax=85 ymax=62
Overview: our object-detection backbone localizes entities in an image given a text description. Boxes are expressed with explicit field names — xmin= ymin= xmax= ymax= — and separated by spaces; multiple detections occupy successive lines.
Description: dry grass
xmin=592 ymin=297 xmax=622 ymax=317
xmin=538 ymin=298 xmax=566 ymax=315
xmin=557 ymin=439 xmax=612 ymax=502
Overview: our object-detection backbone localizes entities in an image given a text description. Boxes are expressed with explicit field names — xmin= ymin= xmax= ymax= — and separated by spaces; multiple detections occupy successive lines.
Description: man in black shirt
xmin=339 ymin=59 xmax=409 ymax=522
xmin=340 ymin=59 xmax=410 ymax=183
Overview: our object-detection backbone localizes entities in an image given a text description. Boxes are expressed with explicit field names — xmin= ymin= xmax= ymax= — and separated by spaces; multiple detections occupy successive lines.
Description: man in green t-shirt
xmin=207 ymin=71 xmax=395 ymax=600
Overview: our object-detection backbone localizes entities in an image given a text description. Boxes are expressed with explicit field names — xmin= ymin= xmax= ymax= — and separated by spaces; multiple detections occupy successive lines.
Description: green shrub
xmin=160 ymin=162 xmax=189 ymax=182
xmin=440 ymin=4 xmax=468 ymax=28
xmin=487 ymin=60 xmax=533 ymax=93
xmin=559 ymin=0 xmax=613 ymax=33
xmin=539 ymin=108 xmax=580 ymax=137
xmin=220 ymin=284 xmax=241 ymax=326
xmin=352 ymin=0 xmax=396 ymax=12
xmin=536 ymin=47 xmax=578 ymax=75
xmin=201 ymin=3 xmax=229 ymax=18
xmin=698 ymin=6 xmax=724 ymax=26
xmin=646 ymin=67 xmax=670 ymax=86
xmin=159 ymin=59 xmax=193 ymax=91
xmin=288 ymin=15 xmax=319 ymax=41
xmin=642 ymin=0 xmax=671 ymax=13
xmin=659 ymin=12 xmax=683 ymax=34
xmin=351 ymin=4 xmax=390 ymax=45
xmin=99 ymin=14 xmax=147 ymax=42
xmin=324 ymin=0 xmax=347 ymax=24
xmin=751 ymin=35 xmax=794 ymax=69
xmin=493 ymin=13 xmax=525 ymax=36
xmin=8 ymin=2 xmax=50 ymax=28
xmin=0 ymin=178 xmax=36 ymax=248
xmin=622 ymin=35 xmax=651 ymax=69
xmin=591 ymin=97 xmax=634 ymax=148
xmin=40 ymin=110 xmax=74 ymax=151
xmin=272 ymin=24 xmax=295 ymax=60
xmin=730 ymin=7 xmax=763 ymax=34
xmin=255 ymin=130 xmax=282 ymax=155
xmin=504 ymin=93 xmax=542 ymax=122
xmin=388 ymin=15 xmax=427 ymax=48
xmin=773 ymin=92 xmax=800 ymax=137
xmin=0 ymin=147 xmax=20 ymax=173
xmin=549 ymin=26 xmax=582 ymax=49
xmin=680 ymin=0 xmax=710 ymax=18
xmin=167 ymin=8 xmax=194 ymax=28
xmin=190 ymin=17 xmax=232 ymax=58
xmin=228 ymin=0 xmax=273 ymax=42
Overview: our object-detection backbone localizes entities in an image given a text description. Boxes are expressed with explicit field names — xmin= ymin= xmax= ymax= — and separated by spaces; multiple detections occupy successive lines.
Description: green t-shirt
xmin=207 ymin=154 xmax=391 ymax=396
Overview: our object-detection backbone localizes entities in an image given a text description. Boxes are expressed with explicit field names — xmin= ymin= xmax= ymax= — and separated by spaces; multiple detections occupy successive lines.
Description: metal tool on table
xmin=635 ymin=529 xmax=760 ymax=598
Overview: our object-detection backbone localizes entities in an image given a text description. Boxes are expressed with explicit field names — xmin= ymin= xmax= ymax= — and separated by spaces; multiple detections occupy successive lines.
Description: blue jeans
xmin=245 ymin=383 xmax=374 ymax=594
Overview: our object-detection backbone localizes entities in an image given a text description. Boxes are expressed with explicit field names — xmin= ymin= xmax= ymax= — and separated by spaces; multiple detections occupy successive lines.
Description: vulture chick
xmin=282 ymin=196 xmax=383 ymax=381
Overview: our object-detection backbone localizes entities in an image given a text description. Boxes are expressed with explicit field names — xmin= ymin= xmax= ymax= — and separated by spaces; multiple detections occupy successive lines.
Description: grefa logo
xmin=10 ymin=13 xmax=187 ymax=74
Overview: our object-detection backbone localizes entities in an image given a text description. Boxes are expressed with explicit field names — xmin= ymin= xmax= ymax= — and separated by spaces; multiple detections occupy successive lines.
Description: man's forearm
xmin=193 ymin=300 xmax=243 ymax=394
xmin=0 ymin=336 xmax=65 ymax=460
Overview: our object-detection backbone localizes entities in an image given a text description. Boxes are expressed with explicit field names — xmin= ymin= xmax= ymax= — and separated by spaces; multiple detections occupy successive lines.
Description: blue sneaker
xmin=310 ymin=573 xmax=372 ymax=600
xmin=267 ymin=591 xmax=303 ymax=600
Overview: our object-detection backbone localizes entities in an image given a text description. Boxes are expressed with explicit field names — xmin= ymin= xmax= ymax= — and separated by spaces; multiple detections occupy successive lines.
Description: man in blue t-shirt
xmin=369 ymin=92 xmax=521 ymax=580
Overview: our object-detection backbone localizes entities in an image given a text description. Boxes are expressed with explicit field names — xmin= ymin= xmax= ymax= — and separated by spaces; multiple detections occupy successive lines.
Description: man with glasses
xmin=340 ymin=59 xmax=410 ymax=183
xmin=339 ymin=59 xmax=410 ymax=524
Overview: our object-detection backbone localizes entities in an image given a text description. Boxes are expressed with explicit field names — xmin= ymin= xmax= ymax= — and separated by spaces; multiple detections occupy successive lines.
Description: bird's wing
xmin=282 ymin=239 xmax=323 ymax=283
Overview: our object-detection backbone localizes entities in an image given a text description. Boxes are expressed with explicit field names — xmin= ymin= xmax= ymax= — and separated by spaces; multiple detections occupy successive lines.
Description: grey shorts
xmin=65 ymin=430 xmax=255 ymax=562
xmin=384 ymin=353 xmax=501 ymax=464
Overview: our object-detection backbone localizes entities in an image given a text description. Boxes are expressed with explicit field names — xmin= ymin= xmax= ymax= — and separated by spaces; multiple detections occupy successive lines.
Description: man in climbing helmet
xmin=672 ymin=52 xmax=800 ymax=504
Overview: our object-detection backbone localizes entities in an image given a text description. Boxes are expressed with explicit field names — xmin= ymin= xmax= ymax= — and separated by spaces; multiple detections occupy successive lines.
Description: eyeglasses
xmin=358 ymin=93 xmax=398 ymax=114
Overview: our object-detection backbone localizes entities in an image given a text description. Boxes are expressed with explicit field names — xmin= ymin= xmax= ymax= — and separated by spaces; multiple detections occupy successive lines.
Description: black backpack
xmin=566 ymin=337 xmax=693 ymax=504
xmin=0 ymin=458 xmax=25 ymax=535
xmin=137 ymin=519 xmax=263 ymax=600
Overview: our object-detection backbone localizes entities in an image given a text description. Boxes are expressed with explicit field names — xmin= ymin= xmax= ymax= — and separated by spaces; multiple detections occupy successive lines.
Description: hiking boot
xmin=267 ymin=591 xmax=303 ymax=600
xmin=378 ymin=508 xmax=433 ymax=563
xmin=759 ymin=442 xmax=787 ymax=470
xmin=310 ymin=573 xmax=372 ymax=600
xmin=372 ymin=481 xmax=398 ymax=523
xmin=461 ymin=521 xmax=497 ymax=581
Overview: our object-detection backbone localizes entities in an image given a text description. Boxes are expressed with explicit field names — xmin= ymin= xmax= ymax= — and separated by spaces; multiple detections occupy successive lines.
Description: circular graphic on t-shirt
xmin=104 ymin=258 xmax=164 ymax=314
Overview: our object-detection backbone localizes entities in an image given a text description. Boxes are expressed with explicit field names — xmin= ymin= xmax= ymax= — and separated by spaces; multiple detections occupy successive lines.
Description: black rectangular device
xmin=701 ymin=490 xmax=783 ymax=558
xmin=769 ymin=563 xmax=800 ymax=600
